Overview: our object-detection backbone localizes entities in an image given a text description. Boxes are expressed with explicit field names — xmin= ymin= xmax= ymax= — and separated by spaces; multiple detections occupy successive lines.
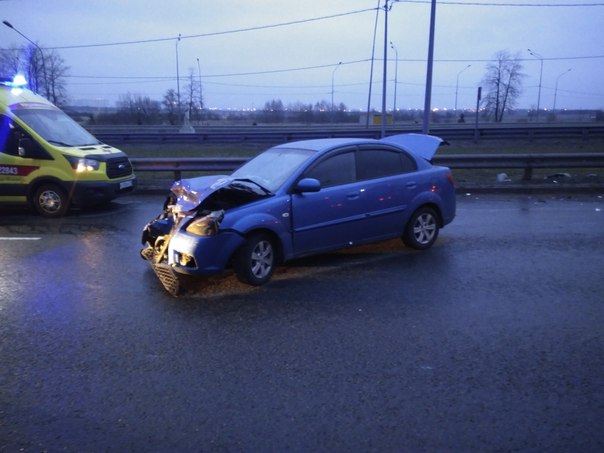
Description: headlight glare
xmin=66 ymin=156 xmax=101 ymax=172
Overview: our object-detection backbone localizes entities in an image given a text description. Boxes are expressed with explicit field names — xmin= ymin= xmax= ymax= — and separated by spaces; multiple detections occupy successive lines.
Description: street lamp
xmin=390 ymin=41 xmax=399 ymax=115
xmin=380 ymin=0 xmax=393 ymax=138
xmin=3 ymin=20 xmax=48 ymax=95
xmin=553 ymin=68 xmax=571 ymax=114
xmin=528 ymin=49 xmax=544 ymax=120
xmin=455 ymin=64 xmax=471 ymax=112
xmin=175 ymin=34 xmax=182 ymax=120
xmin=331 ymin=61 xmax=342 ymax=122
xmin=197 ymin=57 xmax=203 ymax=112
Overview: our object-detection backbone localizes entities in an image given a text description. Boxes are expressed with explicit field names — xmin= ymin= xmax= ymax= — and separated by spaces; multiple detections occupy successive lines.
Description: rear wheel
xmin=403 ymin=207 xmax=439 ymax=250
xmin=233 ymin=233 xmax=276 ymax=286
xmin=32 ymin=184 xmax=69 ymax=218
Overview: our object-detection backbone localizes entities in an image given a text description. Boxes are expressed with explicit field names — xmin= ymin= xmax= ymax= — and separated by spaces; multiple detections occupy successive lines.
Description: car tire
xmin=403 ymin=206 xmax=439 ymax=250
xmin=32 ymin=184 xmax=69 ymax=218
xmin=233 ymin=233 xmax=276 ymax=286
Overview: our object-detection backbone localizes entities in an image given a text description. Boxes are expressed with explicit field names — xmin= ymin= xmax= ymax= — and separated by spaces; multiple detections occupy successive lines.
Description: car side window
xmin=304 ymin=151 xmax=356 ymax=188
xmin=357 ymin=148 xmax=417 ymax=180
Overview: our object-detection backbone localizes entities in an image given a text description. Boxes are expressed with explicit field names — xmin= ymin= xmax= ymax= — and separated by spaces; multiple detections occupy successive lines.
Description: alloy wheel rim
xmin=39 ymin=191 xmax=61 ymax=213
xmin=413 ymin=213 xmax=436 ymax=244
xmin=251 ymin=240 xmax=274 ymax=278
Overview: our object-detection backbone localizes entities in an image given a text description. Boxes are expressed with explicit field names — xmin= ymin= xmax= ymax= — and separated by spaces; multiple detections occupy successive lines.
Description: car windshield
xmin=13 ymin=107 xmax=101 ymax=147
xmin=230 ymin=147 xmax=315 ymax=192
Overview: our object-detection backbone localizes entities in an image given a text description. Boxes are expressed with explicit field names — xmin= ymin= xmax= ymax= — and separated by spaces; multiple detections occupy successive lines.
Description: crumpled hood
xmin=170 ymin=175 xmax=231 ymax=212
xmin=380 ymin=133 xmax=444 ymax=160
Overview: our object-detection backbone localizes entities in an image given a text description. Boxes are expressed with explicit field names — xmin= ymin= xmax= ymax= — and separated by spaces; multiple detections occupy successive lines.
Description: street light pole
xmin=390 ymin=41 xmax=398 ymax=115
xmin=380 ymin=0 xmax=391 ymax=138
xmin=197 ymin=57 xmax=203 ymax=112
xmin=553 ymin=68 xmax=571 ymax=114
xmin=528 ymin=49 xmax=543 ymax=121
xmin=455 ymin=64 xmax=471 ymax=112
xmin=422 ymin=0 xmax=437 ymax=135
xmin=3 ymin=20 xmax=48 ymax=95
xmin=331 ymin=61 xmax=342 ymax=122
xmin=176 ymin=34 xmax=182 ymax=121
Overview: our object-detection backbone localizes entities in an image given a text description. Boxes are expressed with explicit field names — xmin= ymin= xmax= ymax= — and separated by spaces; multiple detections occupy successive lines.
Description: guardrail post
xmin=522 ymin=159 xmax=533 ymax=181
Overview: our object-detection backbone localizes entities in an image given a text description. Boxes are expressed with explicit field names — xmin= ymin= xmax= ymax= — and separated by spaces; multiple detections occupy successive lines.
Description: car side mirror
xmin=295 ymin=178 xmax=321 ymax=193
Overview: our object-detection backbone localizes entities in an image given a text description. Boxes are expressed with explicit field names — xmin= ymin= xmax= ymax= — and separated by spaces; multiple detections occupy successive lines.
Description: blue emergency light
xmin=0 ymin=74 xmax=27 ymax=95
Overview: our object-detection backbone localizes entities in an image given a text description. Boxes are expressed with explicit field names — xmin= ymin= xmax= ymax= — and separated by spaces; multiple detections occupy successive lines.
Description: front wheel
xmin=403 ymin=207 xmax=439 ymax=250
xmin=233 ymin=233 xmax=276 ymax=286
xmin=32 ymin=184 xmax=69 ymax=218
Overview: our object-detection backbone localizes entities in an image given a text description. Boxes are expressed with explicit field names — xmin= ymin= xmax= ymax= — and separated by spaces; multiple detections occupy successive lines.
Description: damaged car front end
xmin=140 ymin=175 xmax=273 ymax=296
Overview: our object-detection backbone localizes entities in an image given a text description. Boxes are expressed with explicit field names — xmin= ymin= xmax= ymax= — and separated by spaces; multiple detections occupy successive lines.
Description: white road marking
xmin=0 ymin=237 xmax=42 ymax=241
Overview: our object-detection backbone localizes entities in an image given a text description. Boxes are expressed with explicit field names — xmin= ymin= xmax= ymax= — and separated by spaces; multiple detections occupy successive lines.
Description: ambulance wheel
xmin=32 ymin=184 xmax=70 ymax=218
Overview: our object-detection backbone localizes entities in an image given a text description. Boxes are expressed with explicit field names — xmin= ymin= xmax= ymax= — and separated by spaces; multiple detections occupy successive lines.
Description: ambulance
xmin=0 ymin=75 xmax=136 ymax=217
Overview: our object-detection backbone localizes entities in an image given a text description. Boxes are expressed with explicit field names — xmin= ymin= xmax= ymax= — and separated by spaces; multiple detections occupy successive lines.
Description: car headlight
xmin=185 ymin=210 xmax=224 ymax=236
xmin=65 ymin=156 xmax=101 ymax=172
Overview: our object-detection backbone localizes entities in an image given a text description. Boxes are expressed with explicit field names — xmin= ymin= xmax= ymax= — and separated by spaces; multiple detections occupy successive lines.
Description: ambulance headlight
xmin=65 ymin=156 xmax=101 ymax=172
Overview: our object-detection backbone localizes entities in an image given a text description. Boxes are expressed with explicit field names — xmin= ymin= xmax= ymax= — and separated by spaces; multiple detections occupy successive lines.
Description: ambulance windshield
xmin=13 ymin=107 xmax=100 ymax=147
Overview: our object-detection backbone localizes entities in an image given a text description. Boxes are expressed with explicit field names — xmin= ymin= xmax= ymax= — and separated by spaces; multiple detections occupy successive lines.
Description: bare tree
xmin=0 ymin=48 xmax=21 ymax=78
xmin=162 ymin=89 xmax=179 ymax=125
xmin=2 ymin=43 xmax=69 ymax=105
xmin=260 ymin=99 xmax=285 ymax=123
xmin=44 ymin=50 xmax=70 ymax=106
xmin=481 ymin=50 xmax=524 ymax=122
xmin=183 ymin=68 xmax=203 ymax=121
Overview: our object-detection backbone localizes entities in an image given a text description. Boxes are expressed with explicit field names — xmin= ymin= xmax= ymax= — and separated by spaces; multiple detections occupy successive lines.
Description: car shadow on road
xmin=160 ymin=238 xmax=423 ymax=300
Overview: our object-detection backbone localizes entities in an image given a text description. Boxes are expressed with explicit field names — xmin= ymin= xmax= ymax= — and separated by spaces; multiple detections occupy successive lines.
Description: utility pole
xmin=422 ymin=0 xmax=437 ymax=135
xmin=380 ymin=0 xmax=390 ymax=138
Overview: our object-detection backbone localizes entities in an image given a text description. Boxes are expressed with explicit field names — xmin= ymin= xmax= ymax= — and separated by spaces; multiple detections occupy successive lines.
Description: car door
xmin=0 ymin=116 xmax=45 ymax=201
xmin=290 ymin=148 xmax=365 ymax=256
xmin=352 ymin=146 xmax=420 ymax=241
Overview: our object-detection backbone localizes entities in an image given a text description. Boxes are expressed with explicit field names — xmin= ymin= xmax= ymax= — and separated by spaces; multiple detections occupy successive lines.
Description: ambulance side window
xmin=0 ymin=115 xmax=51 ymax=159
xmin=0 ymin=115 xmax=20 ymax=156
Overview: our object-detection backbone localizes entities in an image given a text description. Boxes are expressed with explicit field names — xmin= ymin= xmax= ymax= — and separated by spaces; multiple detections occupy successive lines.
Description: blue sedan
xmin=141 ymin=134 xmax=456 ymax=295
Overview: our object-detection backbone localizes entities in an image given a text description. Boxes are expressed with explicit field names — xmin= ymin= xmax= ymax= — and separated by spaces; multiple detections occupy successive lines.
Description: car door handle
xmin=406 ymin=181 xmax=417 ymax=189
xmin=346 ymin=192 xmax=360 ymax=200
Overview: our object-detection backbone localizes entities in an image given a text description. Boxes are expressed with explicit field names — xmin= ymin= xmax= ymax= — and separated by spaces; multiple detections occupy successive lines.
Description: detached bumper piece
xmin=140 ymin=246 xmax=181 ymax=297
xmin=152 ymin=262 xmax=181 ymax=297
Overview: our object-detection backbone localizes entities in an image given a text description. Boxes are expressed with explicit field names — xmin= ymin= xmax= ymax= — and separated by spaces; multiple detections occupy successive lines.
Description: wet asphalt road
xmin=1 ymin=193 xmax=603 ymax=452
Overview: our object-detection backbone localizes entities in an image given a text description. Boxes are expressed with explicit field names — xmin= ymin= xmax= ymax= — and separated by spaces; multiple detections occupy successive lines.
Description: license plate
xmin=120 ymin=180 xmax=133 ymax=189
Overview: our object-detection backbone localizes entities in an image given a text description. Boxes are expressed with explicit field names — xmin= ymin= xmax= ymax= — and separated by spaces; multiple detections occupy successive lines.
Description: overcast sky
xmin=2 ymin=0 xmax=603 ymax=111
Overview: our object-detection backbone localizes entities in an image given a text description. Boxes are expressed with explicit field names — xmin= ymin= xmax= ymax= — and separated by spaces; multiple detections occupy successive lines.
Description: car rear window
xmin=357 ymin=149 xmax=416 ymax=180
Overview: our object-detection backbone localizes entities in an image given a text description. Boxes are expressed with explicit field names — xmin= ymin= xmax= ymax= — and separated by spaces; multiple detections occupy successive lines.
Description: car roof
xmin=274 ymin=137 xmax=374 ymax=152
xmin=273 ymin=134 xmax=443 ymax=160
xmin=0 ymin=84 xmax=54 ymax=108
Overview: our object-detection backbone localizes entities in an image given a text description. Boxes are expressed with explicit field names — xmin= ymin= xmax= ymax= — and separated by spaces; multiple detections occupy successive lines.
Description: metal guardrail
xmin=131 ymin=153 xmax=604 ymax=183
xmin=95 ymin=124 xmax=604 ymax=144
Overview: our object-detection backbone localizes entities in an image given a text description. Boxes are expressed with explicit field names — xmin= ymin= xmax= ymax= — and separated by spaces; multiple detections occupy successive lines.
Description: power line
xmin=42 ymin=8 xmax=377 ymax=51
xmin=399 ymin=1 xmax=604 ymax=6
xmin=64 ymin=54 xmax=604 ymax=83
